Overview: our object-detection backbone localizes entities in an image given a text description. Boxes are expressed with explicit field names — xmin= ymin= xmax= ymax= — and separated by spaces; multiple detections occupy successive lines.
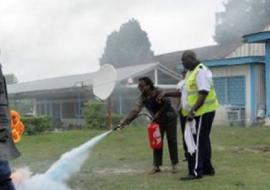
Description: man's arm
xmin=157 ymin=91 xmax=181 ymax=103
xmin=187 ymin=91 xmax=208 ymax=120
xmin=191 ymin=91 xmax=208 ymax=112
xmin=163 ymin=91 xmax=181 ymax=97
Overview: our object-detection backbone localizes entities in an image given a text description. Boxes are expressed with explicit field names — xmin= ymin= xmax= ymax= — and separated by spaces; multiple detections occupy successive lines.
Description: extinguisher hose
xmin=137 ymin=113 xmax=154 ymax=122
xmin=113 ymin=113 xmax=154 ymax=131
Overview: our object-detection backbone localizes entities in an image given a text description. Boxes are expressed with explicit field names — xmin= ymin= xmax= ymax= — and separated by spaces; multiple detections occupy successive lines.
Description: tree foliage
xmin=82 ymin=100 xmax=122 ymax=129
xmin=5 ymin=73 xmax=18 ymax=84
xmin=100 ymin=18 xmax=154 ymax=68
xmin=21 ymin=116 xmax=52 ymax=135
xmin=214 ymin=0 xmax=270 ymax=44
xmin=83 ymin=100 xmax=107 ymax=129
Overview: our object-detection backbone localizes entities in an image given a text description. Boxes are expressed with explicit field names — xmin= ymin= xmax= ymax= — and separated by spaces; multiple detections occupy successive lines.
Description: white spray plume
xmin=14 ymin=131 xmax=111 ymax=190
xmin=11 ymin=167 xmax=32 ymax=186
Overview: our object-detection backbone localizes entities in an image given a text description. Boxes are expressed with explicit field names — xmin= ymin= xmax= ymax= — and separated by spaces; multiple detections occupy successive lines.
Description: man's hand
xmin=0 ymin=128 xmax=9 ymax=142
xmin=187 ymin=110 xmax=195 ymax=121
xmin=156 ymin=92 xmax=165 ymax=103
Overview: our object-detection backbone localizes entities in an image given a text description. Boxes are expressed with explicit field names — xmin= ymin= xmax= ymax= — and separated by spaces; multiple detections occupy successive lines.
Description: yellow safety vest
xmin=182 ymin=63 xmax=219 ymax=116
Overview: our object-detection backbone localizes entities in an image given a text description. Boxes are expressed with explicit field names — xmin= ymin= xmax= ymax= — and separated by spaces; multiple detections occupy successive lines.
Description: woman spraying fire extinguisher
xmin=117 ymin=77 xmax=179 ymax=174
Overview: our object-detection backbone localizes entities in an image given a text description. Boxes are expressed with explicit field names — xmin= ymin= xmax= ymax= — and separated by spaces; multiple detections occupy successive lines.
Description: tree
xmin=4 ymin=73 xmax=18 ymax=84
xmin=214 ymin=0 xmax=270 ymax=44
xmin=100 ymin=18 xmax=154 ymax=68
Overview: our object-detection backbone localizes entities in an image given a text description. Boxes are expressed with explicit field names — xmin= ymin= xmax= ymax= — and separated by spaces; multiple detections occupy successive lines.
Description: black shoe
xmin=180 ymin=175 xmax=202 ymax=181
xmin=203 ymin=169 xmax=215 ymax=176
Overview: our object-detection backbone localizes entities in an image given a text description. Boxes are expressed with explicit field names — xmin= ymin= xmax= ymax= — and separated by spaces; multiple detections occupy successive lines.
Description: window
xmin=37 ymin=104 xmax=46 ymax=115
xmin=213 ymin=76 xmax=245 ymax=106
xmin=62 ymin=102 xmax=76 ymax=118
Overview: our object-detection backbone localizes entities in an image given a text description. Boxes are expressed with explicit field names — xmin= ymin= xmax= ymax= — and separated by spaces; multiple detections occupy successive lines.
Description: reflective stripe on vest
xmin=181 ymin=63 xmax=219 ymax=116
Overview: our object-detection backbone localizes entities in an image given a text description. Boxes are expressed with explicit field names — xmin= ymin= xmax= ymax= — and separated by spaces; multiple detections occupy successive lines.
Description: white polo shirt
xmin=176 ymin=80 xmax=185 ymax=110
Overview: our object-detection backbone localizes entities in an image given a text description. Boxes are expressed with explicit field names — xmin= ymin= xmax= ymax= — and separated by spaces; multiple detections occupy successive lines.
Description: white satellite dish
xmin=93 ymin=64 xmax=117 ymax=100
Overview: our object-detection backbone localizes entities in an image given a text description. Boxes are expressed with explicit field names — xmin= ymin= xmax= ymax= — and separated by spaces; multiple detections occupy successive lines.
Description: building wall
xmin=226 ymin=28 xmax=270 ymax=58
xmin=263 ymin=25 xmax=270 ymax=31
xmin=226 ymin=43 xmax=265 ymax=58
xmin=36 ymin=98 xmax=86 ymax=127
xmin=211 ymin=65 xmax=251 ymax=125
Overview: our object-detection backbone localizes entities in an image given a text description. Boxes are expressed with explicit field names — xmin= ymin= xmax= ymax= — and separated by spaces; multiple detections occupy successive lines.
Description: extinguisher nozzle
xmin=112 ymin=125 xmax=122 ymax=131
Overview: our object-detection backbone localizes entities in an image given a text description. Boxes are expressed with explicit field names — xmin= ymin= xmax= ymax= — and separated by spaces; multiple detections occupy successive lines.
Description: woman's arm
xmin=118 ymin=104 xmax=142 ymax=127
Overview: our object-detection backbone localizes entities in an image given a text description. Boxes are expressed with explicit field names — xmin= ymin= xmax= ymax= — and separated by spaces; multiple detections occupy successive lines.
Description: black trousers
xmin=0 ymin=160 xmax=15 ymax=190
xmin=153 ymin=118 xmax=179 ymax=166
xmin=183 ymin=111 xmax=215 ymax=176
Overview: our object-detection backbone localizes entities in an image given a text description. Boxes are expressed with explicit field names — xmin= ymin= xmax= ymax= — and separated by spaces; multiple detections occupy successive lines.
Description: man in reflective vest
xmin=179 ymin=50 xmax=219 ymax=180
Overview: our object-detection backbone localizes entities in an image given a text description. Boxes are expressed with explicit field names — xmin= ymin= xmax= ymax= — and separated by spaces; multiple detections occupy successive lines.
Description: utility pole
xmin=107 ymin=97 xmax=112 ymax=129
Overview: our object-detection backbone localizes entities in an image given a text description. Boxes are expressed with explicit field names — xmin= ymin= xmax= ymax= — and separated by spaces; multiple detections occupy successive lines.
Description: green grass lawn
xmin=11 ymin=126 xmax=270 ymax=190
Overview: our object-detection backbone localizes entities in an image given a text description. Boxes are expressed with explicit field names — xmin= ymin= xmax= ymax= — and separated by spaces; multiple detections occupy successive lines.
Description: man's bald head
xmin=182 ymin=50 xmax=197 ymax=61
xmin=181 ymin=50 xmax=199 ymax=70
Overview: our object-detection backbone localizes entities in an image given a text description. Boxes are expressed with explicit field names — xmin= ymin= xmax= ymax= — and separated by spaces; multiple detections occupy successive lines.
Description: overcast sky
xmin=0 ymin=0 xmax=225 ymax=82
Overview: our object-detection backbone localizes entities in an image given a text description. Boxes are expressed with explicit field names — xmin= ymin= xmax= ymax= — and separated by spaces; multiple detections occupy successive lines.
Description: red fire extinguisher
xmin=147 ymin=122 xmax=162 ymax=150
xmin=114 ymin=113 xmax=162 ymax=150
